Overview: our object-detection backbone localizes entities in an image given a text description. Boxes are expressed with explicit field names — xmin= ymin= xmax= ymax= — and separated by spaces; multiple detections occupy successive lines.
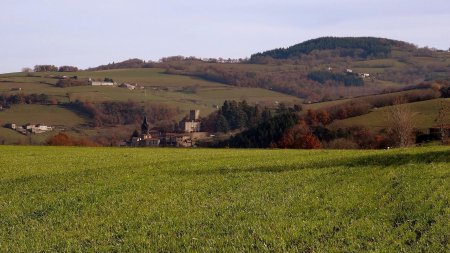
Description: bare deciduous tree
xmin=21 ymin=67 xmax=32 ymax=73
xmin=387 ymin=97 xmax=416 ymax=147
xmin=436 ymin=100 xmax=450 ymax=144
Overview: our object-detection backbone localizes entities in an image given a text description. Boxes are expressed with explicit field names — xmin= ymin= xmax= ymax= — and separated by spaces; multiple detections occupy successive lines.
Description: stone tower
xmin=189 ymin=110 xmax=200 ymax=121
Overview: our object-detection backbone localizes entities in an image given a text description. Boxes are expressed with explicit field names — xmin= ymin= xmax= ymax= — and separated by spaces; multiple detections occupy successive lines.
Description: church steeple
xmin=141 ymin=116 xmax=149 ymax=135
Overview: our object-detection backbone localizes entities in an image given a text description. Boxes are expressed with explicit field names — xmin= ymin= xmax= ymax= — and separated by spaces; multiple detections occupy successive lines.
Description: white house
xmin=88 ymin=78 xmax=115 ymax=86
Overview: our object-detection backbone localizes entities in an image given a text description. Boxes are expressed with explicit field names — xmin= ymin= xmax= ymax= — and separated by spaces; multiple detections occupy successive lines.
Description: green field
xmin=333 ymin=98 xmax=450 ymax=130
xmin=0 ymin=146 xmax=448 ymax=251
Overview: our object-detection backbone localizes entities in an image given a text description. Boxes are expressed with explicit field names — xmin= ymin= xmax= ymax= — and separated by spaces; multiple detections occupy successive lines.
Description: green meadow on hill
xmin=0 ymin=146 xmax=448 ymax=251
xmin=0 ymin=69 xmax=301 ymax=110
xmin=333 ymin=98 xmax=450 ymax=130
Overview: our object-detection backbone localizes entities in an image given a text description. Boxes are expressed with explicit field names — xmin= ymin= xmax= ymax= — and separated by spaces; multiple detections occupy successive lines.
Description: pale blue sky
xmin=1 ymin=0 xmax=449 ymax=73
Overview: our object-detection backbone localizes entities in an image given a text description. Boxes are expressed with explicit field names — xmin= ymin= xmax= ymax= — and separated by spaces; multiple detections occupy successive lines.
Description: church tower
xmin=141 ymin=116 xmax=149 ymax=135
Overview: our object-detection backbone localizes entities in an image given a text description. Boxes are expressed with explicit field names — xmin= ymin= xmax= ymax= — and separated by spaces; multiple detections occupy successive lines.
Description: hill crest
xmin=250 ymin=36 xmax=416 ymax=62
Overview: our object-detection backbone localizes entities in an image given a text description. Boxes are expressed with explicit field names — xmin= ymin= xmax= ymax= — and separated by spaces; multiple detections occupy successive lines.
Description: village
xmin=127 ymin=109 xmax=208 ymax=148
xmin=1 ymin=109 xmax=206 ymax=147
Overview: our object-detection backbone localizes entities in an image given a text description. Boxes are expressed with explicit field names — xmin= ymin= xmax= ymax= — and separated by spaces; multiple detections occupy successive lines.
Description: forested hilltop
xmin=250 ymin=37 xmax=414 ymax=61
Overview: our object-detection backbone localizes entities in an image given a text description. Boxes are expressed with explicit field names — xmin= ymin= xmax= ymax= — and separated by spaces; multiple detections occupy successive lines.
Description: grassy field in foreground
xmin=0 ymin=146 xmax=449 ymax=252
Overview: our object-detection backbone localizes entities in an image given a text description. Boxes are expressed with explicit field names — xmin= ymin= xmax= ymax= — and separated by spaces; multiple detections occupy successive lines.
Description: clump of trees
xmin=202 ymin=100 xmax=301 ymax=133
xmin=211 ymin=100 xmax=266 ymax=132
xmin=222 ymin=112 xmax=299 ymax=148
xmin=276 ymin=121 xmax=321 ymax=149
xmin=58 ymin=66 xmax=78 ymax=72
xmin=33 ymin=65 xmax=80 ymax=72
xmin=56 ymin=78 xmax=89 ymax=88
xmin=0 ymin=93 xmax=53 ymax=106
xmin=46 ymin=133 xmax=98 ymax=146
xmin=34 ymin=65 xmax=58 ymax=72
xmin=307 ymin=71 xmax=364 ymax=86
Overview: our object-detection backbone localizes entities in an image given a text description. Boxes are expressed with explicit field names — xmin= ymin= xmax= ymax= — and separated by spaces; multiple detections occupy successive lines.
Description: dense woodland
xmin=307 ymin=71 xmax=364 ymax=86
xmin=250 ymin=37 xmax=414 ymax=61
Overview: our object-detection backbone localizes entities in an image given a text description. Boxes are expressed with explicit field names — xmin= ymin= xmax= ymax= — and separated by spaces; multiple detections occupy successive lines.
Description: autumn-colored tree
xmin=47 ymin=133 xmax=74 ymax=146
xmin=277 ymin=121 xmax=320 ymax=149
xmin=298 ymin=134 xmax=321 ymax=149
xmin=316 ymin=110 xmax=331 ymax=125
xmin=305 ymin=109 xmax=319 ymax=125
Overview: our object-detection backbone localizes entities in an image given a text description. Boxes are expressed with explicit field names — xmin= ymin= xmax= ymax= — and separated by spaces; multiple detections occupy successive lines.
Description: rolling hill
xmin=0 ymin=36 xmax=449 ymax=146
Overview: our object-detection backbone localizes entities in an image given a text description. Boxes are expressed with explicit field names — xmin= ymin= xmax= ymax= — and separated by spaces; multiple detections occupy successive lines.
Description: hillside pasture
xmin=0 ymin=69 xmax=302 ymax=114
xmin=332 ymin=98 xmax=449 ymax=130
xmin=0 ymin=104 xmax=86 ymax=127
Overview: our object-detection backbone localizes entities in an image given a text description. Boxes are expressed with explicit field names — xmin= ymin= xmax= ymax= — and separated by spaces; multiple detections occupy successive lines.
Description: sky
xmin=1 ymin=0 xmax=449 ymax=73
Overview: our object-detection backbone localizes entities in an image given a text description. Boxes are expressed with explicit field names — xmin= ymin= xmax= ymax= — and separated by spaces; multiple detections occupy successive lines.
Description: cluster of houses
xmin=4 ymin=123 xmax=53 ymax=135
xmin=129 ymin=110 xmax=206 ymax=147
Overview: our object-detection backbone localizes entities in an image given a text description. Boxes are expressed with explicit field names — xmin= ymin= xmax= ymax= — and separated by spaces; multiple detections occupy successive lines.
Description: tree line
xmin=0 ymin=93 xmax=53 ymax=107
xmin=33 ymin=65 xmax=79 ymax=72
xmin=67 ymin=100 xmax=179 ymax=127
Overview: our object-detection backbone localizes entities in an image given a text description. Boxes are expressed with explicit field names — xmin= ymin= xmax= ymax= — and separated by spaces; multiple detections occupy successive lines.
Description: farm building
xmin=88 ymin=78 xmax=115 ymax=86
xmin=90 ymin=81 xmax=115 ymax=86
xmin=4 ymin=123 xmax=16 ymax=129
xmin=119 ymin=83 xmax=137 ymax=90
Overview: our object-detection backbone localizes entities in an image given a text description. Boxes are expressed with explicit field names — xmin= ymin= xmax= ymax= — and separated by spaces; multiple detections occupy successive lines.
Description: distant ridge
xmin=250 ymin=37 xmax=415 ymax=61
